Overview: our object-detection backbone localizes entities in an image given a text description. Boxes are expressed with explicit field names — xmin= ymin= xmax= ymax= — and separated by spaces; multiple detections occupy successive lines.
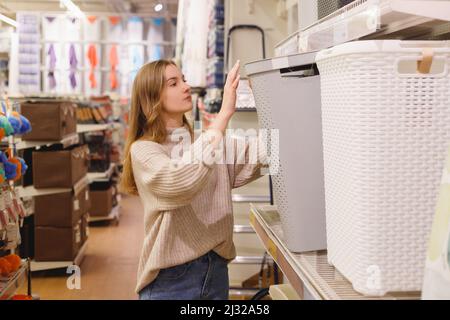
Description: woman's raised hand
xmin=220 ymin=60 xmax=241 ymax=119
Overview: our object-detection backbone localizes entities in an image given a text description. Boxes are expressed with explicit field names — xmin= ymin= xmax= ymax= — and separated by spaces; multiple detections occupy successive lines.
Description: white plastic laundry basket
xmin=316 ymin=40 xmax=450 ymax=296
xmin=246 ymin=53 xmax=327 ymax=253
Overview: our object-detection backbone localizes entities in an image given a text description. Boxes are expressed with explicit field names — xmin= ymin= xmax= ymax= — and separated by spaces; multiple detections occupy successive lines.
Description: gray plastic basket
xmin=245 ymin=53 xmax=327 ymax=252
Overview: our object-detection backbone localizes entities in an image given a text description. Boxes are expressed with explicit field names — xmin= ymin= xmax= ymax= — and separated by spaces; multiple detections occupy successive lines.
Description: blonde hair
xmin=119 ymin=60 xmax=193 ymax=195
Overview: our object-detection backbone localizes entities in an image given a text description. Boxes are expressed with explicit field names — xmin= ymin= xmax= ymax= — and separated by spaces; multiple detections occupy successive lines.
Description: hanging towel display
xmin=107 ymin=17 xmax=122 ymax=91
xmin=17 ymin=12 xmax=41 ymax=94
xmin=69 ymin=44 xmax=78 ymax=89
xmin=147 ymin=18 xmax=165 ymax=62
xmin=182 ymin=0 xmax=209 ymax=87
xmin=65 ymin=17 xmax=82 ymax=41
xmin=64 ymin=17 xmax=82 ymax=93
xmin=127 ymin=16 xmax=144 ymax=42
xmin=87 ymin=44 xmax=98 ymax=88
xmin=109 ymin=45 xmax=119 ymax=90
xmin=129 ymin=45 xmax=144 ymax=85
xmin=107 ymin=16 xmax=123 ymax=41
xmin=84 ymin=16 xmax=101 ymax=41
xmin=84 ymin=16 xmax=101 ymax=94
xmin=47 ymin=44 xmax=57 ymax=89
xmin=42 ymin=16 xmax=60 ymax=41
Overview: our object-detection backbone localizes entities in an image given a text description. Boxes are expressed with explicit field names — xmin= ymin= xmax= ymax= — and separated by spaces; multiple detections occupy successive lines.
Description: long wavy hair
xmin=119 ymin=60 xmax=192 ymax=195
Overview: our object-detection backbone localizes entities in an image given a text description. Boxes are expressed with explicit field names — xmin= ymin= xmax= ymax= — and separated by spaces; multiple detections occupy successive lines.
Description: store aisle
xmin=19 ymin=196 xmax=145 ymax=300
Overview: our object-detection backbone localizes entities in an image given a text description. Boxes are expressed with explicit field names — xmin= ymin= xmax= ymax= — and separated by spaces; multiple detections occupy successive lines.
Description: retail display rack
xmin=276 ymin=0 xmax=450 ymax=56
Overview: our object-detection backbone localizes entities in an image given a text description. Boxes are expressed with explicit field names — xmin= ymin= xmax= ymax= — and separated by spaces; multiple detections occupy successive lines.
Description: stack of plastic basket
xmin=316 ymin=40 xmax=450 ymax=296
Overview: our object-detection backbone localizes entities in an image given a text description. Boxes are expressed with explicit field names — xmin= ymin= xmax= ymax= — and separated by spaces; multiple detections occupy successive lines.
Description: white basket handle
xmin=417 ymin=48 xmax=434 ymax=74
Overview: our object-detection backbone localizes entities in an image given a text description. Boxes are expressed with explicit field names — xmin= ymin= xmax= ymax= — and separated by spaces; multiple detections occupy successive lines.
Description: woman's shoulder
xmin=131 ymin=139 xmax=165 ymax=155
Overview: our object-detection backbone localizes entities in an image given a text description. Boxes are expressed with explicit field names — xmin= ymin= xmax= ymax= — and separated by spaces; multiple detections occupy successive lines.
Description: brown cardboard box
xmin=21 ymin=100 xmax=77 ymax=141
xmin=81 ymin=213 xmax=89 ymax=245
xmin=33 ymin=145 xmax=89 ymax=188
xmin=89 ymin=187 xmax=113 ymax=217
xmin=35 ymin=187 xmax=90 ymax=227
xmin=35 ymin=222 xmax=82 ymax=261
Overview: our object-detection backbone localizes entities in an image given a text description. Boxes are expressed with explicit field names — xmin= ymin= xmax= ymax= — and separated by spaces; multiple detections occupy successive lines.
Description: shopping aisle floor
xmin=18 ymin=195 xmax=144 ymax=300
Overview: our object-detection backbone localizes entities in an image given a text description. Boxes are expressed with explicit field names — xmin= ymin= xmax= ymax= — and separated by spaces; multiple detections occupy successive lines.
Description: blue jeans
xmin=139 ymin=251 xmax=229 ymax=300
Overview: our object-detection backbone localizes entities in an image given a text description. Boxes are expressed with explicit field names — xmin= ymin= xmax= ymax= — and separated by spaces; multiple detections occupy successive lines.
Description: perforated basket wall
xmin=317 ymin=0 xmax=355 ymax=19
xmin=247 ymin=61 xmax=327 ymax=253
xmin=316 ymin=40 xmax=450 ymax=296
xmin=249 ymin=74 xmax=292 ymax=245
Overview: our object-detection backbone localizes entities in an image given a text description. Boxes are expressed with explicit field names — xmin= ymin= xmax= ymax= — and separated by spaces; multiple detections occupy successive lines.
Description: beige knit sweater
xmin=131 ymin=126 xmax=267 ymax=293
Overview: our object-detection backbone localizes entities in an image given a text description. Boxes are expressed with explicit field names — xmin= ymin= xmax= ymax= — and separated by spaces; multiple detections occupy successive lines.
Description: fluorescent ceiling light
xmin=154 ymin=3 xmax=164 ymax=12
xmin=0 ymin=13 xmax=17 ymax=28
xmin=60 ymin=0 xmax=86 ymax=18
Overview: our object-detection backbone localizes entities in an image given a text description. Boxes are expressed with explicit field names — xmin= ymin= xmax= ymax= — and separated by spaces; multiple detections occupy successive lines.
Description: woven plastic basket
xmin=316 ymin=40 xmax=450 ymax=296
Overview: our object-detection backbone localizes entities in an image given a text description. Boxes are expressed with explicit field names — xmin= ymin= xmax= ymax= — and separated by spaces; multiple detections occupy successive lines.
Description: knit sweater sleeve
xmin=131 ymin=131 xmax=219 ymax=209
xmin=227 ymin=134 xmax=269 ymax=189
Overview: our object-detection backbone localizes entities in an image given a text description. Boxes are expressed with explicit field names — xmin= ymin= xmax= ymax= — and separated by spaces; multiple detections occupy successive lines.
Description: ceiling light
xmin=60 ymin=0 xmax=86 ymax=18
xmin=154 ymin=3 xmax=163 ymax=12
xmin=0 ymin=13 xmax=17 ymax=28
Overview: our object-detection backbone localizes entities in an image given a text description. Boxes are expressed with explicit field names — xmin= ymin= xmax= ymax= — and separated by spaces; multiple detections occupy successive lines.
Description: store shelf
xmin=0 ymin=260 xmax=28 ymax=300
xmin=232 ymin=194 xmax=270 ymax=203
xmin=17 ymin=186 xmax=71 ymax=198
xmin=30 ymin=241 xmax=88 ymax=272
xmin=77 ymin=122 xmax=123 ymax=134
xmin=17 ymin=175 xmax=89 ymax=198
xmin=15 ymin=132 xmax=79 ymax=150
xmin=233 ymin=224 xmax=255 ymax=233
xmin=87 ymin=163 xmax=116 ymax=183
xmin=77 ymin=124 xmax=110 ymax=133
xmin=298 ymin=0 xmax=450 ymax=53
xmin=249 ymin=204 xmax=421 ymax=300
xmin=88 ymin=205 xmax=120 ymax=223
xmin=229 ymin=288 xmax=260 ymax=297
xmin=231 ymin=255 xmax=274 ymax=265
xmin=235 ymin=108 xmax=257 ymax=112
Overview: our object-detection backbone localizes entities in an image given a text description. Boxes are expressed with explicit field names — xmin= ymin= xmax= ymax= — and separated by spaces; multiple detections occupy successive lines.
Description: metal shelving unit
xmin=276 ymin=0 xmax=450 ymax=56
xmin=88 ymin=205 xmax=120 ymax=224
xmin=14 ymin=132 xmax=79 ymax=151
xmin=87 ymin=163 xmax=116 ymax=183
xmin=30 ymin=241 xmax=88 ymax=272
xmin=249 ymin=203 xmax=422 ymax=300
xmin=232 ymin=194 xmax=270 ymax=203
xmin=298 ymin=0 xmax=450 ymax=53
xmin=17 ymin=175 xmax=89 ymax=199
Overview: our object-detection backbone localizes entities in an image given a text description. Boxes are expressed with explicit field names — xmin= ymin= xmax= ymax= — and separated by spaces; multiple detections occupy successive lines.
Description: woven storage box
xmin=246 ymin=52 xmax=327 ymax=253
xmin=316 ymin=40 xmax=450 ymax=296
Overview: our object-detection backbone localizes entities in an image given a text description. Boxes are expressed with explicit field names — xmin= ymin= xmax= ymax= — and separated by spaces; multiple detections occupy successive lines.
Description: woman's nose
xmin=183 ymin=82 xmax=191 ymax=93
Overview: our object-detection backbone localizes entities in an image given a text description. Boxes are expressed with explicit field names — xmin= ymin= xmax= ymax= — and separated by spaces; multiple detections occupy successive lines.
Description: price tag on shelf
xmin=75 ymin=224 xmax=81 ymax=244
xmin=4 ymin=223 xmax=20 ymax=250
xmin=333 ymin=21 xmax=348 ymax=44
xmin=249 ymin=212 xmax=256 ymax=227
xmin=267 ymin=238 xmax=278 ymax=261
xmin=73 ymin=200 xmax=80 ymax=211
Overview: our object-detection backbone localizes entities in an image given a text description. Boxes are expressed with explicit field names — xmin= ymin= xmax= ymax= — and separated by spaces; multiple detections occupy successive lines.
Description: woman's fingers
xmin=226 ymin=60 xmax=240 ymax=86
xmin=232 ymin=74 xmax=241 ymax=89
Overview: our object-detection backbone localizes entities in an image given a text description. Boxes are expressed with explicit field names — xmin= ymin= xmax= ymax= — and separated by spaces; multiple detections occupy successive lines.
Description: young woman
xmin=120 ymin=59 xmax=267 ymax=300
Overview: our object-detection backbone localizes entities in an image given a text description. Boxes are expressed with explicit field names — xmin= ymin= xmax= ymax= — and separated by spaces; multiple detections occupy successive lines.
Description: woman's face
xmin=161 ymin=64 xmax=192 ymax=114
